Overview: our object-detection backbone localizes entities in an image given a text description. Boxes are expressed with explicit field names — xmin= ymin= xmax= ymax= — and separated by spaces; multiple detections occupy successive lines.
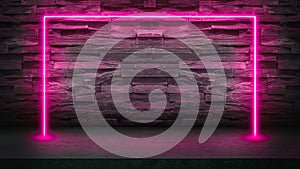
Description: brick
xmin=2 ymin=6 xmax=36 ymax=15
xmin=101 ymin=85 xmax=131 ymax=93
xmin=0 ymin=86 xmax=14 ymax=96
xmin=37 ymin=0 xmax=56 ymax=5
xmin=6 ymin=39 xmax=38 ymax=48
xmin=278 ymin=59 xmax=300 ymax=70
xmin=264 ymin=6 xmax=298 ymax=15
xmin=167 ymin=84 xmax=198 ymax=93
xmin=8 ymin=46 xmax=39 ymax=54
xmin=50 ymin=24 xmax=89 ymax=30
xmin=212 ymin=39 xmax=250 ymax=47
xmin=259 ymin=61 xmax=278 ymax=69
xmin=131 ymin=77 xmax=168 ymax=85
xmin=179 ymin=61 xmax=246 ymax=69
xmin=286 ymin=86 xmax=300 ymax=99
xmin=132 ymin=84 xmax=167 ymax=93
xmin=260 ymin=45 xmax=291 ymax=54
xmin=268 ymin=85 xmax=286 ymax=95
xmin=292 ymin=43 xmax=300 ymax=53
xmin=14 ymin=83 xmax=33 ymax=94
xmin=268 ymin=77 xmax=300 ymax=87
xmin=243 ymin=0 xmax=279 ymax=6
xmin=121 ymin=63 xmax=178 ymax=77
xmin=211 ymin=23 xmax=250 ymax=30
xmin=260 ymin=101 xmax=293 ymax=113
xmin=144 ymin=0 xmax=156 ymax=8
xmin=0 ymin=60 xmax=22 ymax=69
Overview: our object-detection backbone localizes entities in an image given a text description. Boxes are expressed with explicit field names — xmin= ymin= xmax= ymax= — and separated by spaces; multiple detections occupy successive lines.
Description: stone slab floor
xmin=0 ymin=127 xmax=299 ymax=158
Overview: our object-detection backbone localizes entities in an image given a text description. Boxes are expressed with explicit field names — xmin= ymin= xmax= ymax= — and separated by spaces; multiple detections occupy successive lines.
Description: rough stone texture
xmin=0 ymin=0 xmax=299 ymax=127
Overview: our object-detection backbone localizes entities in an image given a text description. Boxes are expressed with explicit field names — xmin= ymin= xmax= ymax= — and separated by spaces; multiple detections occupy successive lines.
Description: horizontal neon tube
xmin=44 ymin=15 xmax=256 ymax=18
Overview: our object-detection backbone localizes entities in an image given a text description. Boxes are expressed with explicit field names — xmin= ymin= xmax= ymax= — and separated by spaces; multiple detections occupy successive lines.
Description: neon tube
xmin=40 ymin=15 xmax=260 ymax=140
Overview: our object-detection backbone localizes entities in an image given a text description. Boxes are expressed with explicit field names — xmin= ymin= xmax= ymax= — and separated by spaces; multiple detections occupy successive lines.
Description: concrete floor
xmin=0 ymin=127 xmax=299 ymax=158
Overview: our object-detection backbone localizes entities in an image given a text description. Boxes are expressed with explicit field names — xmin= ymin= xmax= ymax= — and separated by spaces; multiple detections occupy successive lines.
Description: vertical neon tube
xmin=253 ymin=16 xmax=258 ymax=137
xmin=43 ymin=16 xmax=47 ymax=138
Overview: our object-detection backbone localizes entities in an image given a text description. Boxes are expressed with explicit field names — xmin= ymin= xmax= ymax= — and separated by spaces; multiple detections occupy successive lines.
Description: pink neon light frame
xmin=41 ymin=15 xmax=260 ymax=140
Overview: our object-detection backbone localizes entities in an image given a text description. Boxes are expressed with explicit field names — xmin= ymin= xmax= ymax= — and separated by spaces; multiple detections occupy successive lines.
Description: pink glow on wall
xmin=40 ymin=14 xmax=261 ymax=141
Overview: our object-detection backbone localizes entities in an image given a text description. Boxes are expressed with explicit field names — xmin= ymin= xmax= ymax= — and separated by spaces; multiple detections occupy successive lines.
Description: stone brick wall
xmin=0 ymin=0 xmax=299 ymax=128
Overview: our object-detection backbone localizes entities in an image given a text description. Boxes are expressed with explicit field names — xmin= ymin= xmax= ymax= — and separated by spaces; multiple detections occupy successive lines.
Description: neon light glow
xmin=40 ymin=15 xmax=260 ymax=141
